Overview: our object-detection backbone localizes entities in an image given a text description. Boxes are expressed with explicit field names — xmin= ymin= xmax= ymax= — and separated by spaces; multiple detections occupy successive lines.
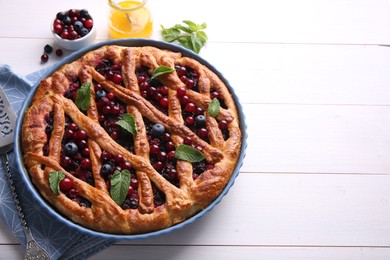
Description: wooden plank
xmin=90 ymin=246 xmax=390 ymax=260
xmin=2 ymin=173 xmax=390 ymax=247
xmin=1 ymin=244 xmax=390 ymax=260
xmin=0 ymin=245 xmax=24 ymax=259
xmin=2 ymin=0 xmax=390 ymax=44
xmin=3 ymin=40 xmax=390 ymax=106
xmin=202 ymin=43 xmax=390 ymax=106
xmin=243 ymin=104 xmax=390 ymax=174
xmin=120 ymin=173 xmax=390 ymax=246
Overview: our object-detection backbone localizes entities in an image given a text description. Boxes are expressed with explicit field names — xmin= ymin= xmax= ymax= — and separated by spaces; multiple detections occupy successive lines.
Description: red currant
xmin=159 ymin=86 xmax=169 ymax=95
xmin=185 ymin=102 xmax=196 ymax=113
xmin=55 ymin=49 xmax=63 ymax=57
xmin=85 ymin=19 xmax=93 ymax=29
xmin=211 ymin=91 xmax=220 ymax=99
xmin=176 ymin=66 xmax=187 ymax=77
xmin=218 ymin=120 xmax=228 ymax=130
xmin=68 ymin=9 xmax=79 ymax=17
xmin=106 ymin=92 xmax=115 ymax=100
xmin=185 ymin=79 xmax=195 ymax=88
xmin=185 ymin=116 xmax=195 ymax=125
xmin=59 ymin=177 xmax=73 ymax=192
xmin=113 ymin=74 xmax=123 ymax=84
xmin=61 ymin=31 xmax=70 ymax=39
xmin=81 ymin=158 xmax=91 ymax=168
xmin=177 ymin=87 xmax=187 ymax=97
xmin=159 ymin=97 xmax=169 ymax=107
xmin=53 ymin=24 xmax=63 ymax=34
xmin=41 ymin=54 xmax=49 ymax=63
xmin=127 ymin=186 xmax=134 ymax=197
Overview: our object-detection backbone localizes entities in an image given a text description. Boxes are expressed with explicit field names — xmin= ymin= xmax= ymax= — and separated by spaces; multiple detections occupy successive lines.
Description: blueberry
xmin=44 ymin=44 xmax=53 ymax=54
xmin=100 ymin=163 xmax=113 ymax=176
xmin=79 ymin=9 xmax=89 ymax=18
xmin=95 ymin=90 xmax=106 ymax=99
xmin=195 ymin=115 xmax=206 ymax=127
xmin=152 ymin=124 xmax=165 ymax=137
xmin=62 ymin=16 xmax=71 ymax=25
xmin=73 ymin=21 xmax=83 ymax=32
xmin=64 ymin=142 xmax=78 ymax=156
xmin=79 ymin=28 xmax=89 ymax=37
xmin=56 ymin=11 xmax=66 ymax=20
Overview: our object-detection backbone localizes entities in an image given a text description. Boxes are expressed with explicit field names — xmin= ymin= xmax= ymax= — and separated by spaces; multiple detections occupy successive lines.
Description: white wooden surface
xmin=1 ymin=0 xmax=390 ymax=259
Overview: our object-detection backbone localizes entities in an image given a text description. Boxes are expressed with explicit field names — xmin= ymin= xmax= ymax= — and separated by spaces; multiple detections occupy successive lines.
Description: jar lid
xmin=108 ymin=0 xmax=148 ymax=11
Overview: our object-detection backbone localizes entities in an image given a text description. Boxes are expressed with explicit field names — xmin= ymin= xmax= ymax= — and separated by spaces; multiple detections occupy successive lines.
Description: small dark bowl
xmin=14 ymin=39 xmax=247 ymax=240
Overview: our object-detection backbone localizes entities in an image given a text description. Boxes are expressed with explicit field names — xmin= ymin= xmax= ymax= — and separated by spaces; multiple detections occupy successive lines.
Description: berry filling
xmin=100 ymin=150 xmax=139 ymax=210
xmin=64 ymin=79 xmax=82 ymax=101
xmin=209 ymin=88 xmax=229 ymax=140
xmin=61 ymin=115 xmax=94 ymax=187
xmin=95 ymin=59 xmax=123 ymax=85
xmin=43 ymin=58 xmax=220 ymax=209
xmin=144 ymin=118 xmax=179 ymax=188
xmin=177 ymin=87 xmax=210 ymax=143
xmin=218 ymin=119 xmax=229 ymax=140
xmin=192 ymin=160 xmax=215 ymax=180
xmin=152 ymin=183 xmax=166 ymax=207
xmin=210 ymin=88 xmax=227 ymax=109
xmin=180 ymin=135 xmax=215 ymax=180
xmin=44 ymin=111 xmax=55 ymax=156
xmin=44 ymin=111 xmax=92 ymax=208
xmin=137 ymin=67 xmax=169 ymax=115
xmin=94 ymin=83 xmax=134 ymax=152
xmin=175 ymin=65 xmax=199 ymax=92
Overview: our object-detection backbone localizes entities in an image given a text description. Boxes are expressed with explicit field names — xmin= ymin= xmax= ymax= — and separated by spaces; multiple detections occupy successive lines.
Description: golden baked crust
xmin=22 ymin=45 xmax=242 ymax=234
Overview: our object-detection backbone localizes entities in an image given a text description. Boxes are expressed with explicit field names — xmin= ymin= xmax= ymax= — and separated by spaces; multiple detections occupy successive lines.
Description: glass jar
xmin=108 ymin=0 xmax=153 ymax=39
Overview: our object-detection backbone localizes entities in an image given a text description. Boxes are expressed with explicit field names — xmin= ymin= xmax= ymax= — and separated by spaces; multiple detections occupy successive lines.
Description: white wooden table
xmin=2 ymin=0 xmax=390 ymax=259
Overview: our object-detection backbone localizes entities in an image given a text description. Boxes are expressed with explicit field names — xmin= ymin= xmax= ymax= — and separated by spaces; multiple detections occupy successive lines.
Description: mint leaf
xmin=175 ymin=24 xmax=192 ymax=34
xmin=196 ymin=31 xmax=208 ymax=44
xmin=110 ymin=169 xmax=131 ymax=206
xmin=151 ymin=66 xmax=174 ymax=79
xmin=75 ymin=82 xmax=91 ymax=111
xmin=175 ymin=144 xmax=205 ymax=163
xmin=208 ymin=98 xmax=220 ymax=117
xmin=161 ymin=25 xmax=181 ymax=42
xmin=198 ymin=22 xmax=207 ymax=30
xmin=178 ymin=37 xmax=193 ymax=52
xmin=182 ymin=20 xmax=198 ymax=32
xmin=117 ymin=113 xmax=138 ymax=136
xmin=49 ymin=171 xmax=65 ymax=195
xmin=161 ymin=20 xmax=208 ymax=53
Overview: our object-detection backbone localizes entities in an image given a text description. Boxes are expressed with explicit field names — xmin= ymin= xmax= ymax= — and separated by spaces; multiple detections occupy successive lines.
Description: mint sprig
xmin=49 ymin=170 xmax=65 ymax=195
xmin=110 ymin=169 xmax=131 ymax=206
xmin=175 ymin=144 xmax=205 ymax=163
xmin=75 ymin=82 xmax=91 ymax=111
xmin=161 ymin=20 xmax=208 ymax=53
xmin=117 ymin=113 xmax=138 ymax=136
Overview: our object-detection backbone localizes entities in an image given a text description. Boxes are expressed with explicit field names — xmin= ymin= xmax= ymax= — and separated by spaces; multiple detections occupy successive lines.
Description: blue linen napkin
xmin=0 ymin=64 xmax=117 ymax=259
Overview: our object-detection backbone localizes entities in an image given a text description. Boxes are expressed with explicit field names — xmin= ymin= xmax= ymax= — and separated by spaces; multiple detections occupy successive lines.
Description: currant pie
xmin=21 ymin=44 xmax=242 ymax=234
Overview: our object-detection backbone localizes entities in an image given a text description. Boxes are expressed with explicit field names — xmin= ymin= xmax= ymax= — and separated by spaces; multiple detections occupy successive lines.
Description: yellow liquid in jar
xmin=108 ymin=1 xmax=153 ymax=39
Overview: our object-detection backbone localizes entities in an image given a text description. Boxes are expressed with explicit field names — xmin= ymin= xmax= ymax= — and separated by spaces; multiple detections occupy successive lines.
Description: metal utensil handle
xmin=2 ymin=153 xmax=29 ymax=232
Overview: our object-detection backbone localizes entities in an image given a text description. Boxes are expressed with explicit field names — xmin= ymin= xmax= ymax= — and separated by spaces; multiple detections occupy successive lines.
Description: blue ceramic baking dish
xmin=14 ymin=39 xmax=247 ymax=240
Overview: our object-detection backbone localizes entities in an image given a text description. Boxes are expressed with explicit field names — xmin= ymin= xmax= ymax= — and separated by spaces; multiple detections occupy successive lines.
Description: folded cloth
xmin=0 ymin=64 xmax=117 ymax=259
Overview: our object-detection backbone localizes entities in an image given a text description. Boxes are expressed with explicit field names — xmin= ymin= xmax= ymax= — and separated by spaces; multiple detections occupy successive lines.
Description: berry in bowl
xmin=52 ymin=9 xmax=96 ymax=51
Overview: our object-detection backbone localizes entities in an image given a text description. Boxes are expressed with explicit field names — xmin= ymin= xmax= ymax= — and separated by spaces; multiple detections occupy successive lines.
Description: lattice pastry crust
xmin=22 ymin=45 xmax=242 ymax=234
